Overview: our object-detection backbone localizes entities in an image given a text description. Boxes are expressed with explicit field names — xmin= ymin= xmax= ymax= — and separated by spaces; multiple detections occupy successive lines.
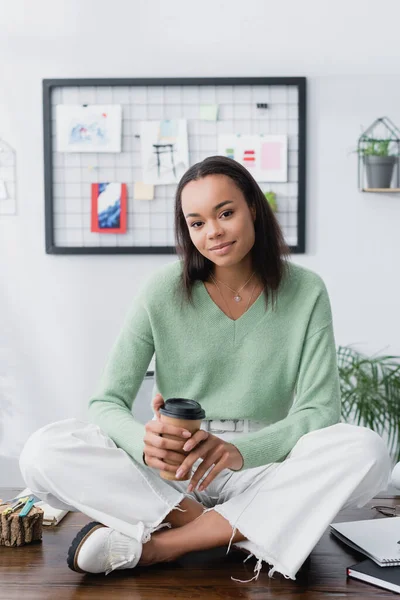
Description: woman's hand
xmin=175 ymin=430 xmax=244 ymax=492
xmin=143 ymin=394 xmax=192 ymax=471
xmin=151 ymin=393 xmax=164 ymax=420
xmin=146 ymin=393 xmax=244 ymax=488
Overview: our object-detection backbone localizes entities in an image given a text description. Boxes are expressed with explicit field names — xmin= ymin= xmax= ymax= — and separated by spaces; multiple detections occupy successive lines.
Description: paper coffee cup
xmin=158 ymin=398 xmax=205 ymax=481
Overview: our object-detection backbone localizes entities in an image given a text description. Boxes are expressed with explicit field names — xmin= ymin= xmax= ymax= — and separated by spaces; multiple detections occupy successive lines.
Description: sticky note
xmin=134 ymin=182 xmax=154 ymax=201
xmin=200 ymin=105 xmax=219 ymax=121
xmin=160 ymin=120 xmax=178 ymax=138
xmin=0 ymin=180 xmax=7 ymax=200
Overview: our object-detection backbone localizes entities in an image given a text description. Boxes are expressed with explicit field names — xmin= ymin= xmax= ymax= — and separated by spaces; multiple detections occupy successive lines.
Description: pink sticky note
xmin=261 ymin=142 xmax=281 ymax=170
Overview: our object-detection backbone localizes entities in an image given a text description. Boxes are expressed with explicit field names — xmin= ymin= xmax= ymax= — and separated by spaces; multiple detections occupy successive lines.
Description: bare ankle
xmin=163 ymin=497 xmax=204 ymax=528
xmin=139 ymin=534 xmax=179 ymax=566
xmin=139 ymin=499 xmax=206 ymax=566
xmin=138 ymin=538 xmax=158 ymax=566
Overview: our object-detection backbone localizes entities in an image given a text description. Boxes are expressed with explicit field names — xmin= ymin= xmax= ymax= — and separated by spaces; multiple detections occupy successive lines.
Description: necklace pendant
xmin=233 ymin=295 xmax=242 ymax=302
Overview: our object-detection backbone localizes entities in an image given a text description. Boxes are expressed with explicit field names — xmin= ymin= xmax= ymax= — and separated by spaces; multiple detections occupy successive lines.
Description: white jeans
xmin=19 ymin=419 xmax=391 ymax=582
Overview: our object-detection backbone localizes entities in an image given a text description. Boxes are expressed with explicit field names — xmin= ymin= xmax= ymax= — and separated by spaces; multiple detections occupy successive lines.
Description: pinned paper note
xmin=218 ymin=134 xmax=288 ymax=182
xmin=91 ymin=183 xmax=127 ymax=233
xmin=200 ymin=105 xmax=219 ymax=121
xmin=140 ymin=119 xmax=189 ymax=185
xmin=134 ymin=182 xmax=154 ymax=200
xmin=0 ymin=180 xmax=7 ymax=200
xmin=160 ymin=120 xmax=178 ymax=139
xmin=56 ymin=105 xmax=122 ymax=153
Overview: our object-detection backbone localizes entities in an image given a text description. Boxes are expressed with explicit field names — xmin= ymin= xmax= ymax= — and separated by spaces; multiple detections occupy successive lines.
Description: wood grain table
xmin=0 ymin=487 xmax=398 ymax=599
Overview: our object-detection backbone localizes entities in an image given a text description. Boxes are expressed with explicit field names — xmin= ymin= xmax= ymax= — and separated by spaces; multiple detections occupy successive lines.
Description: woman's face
xmin=181 ymin=174 xmax=256 ymax=268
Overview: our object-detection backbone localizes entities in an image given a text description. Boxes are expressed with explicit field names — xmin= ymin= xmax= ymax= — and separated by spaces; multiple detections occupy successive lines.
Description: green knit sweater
xmin=88 ymin=260 xmax=341 ymax=470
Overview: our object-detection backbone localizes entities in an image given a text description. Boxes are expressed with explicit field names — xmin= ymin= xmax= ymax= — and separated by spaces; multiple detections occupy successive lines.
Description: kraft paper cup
xmin=157 ymin=399 xmax=205 ymax=481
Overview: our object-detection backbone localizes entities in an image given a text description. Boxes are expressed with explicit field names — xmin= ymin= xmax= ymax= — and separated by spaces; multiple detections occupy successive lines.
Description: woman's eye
xmin=190 ymin=211 xmax=233 ymax=228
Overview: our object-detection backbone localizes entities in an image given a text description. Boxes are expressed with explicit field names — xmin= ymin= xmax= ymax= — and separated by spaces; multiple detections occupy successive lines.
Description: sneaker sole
xmin=67 ymin=521 xmax=106 ymax=573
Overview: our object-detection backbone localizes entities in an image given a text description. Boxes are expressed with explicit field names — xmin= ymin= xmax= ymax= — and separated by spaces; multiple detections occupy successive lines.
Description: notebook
xmin=330 ymin=517 xmax=400 ymax=567
xmin=15 ymin=487 xmax=69 ymax=526
xmin=347 ymin=559 xmax=400 ymax=594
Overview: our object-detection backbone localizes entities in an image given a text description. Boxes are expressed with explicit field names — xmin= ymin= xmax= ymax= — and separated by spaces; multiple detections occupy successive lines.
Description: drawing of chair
xmin=152 ymin=143 xmax=177 ymax=178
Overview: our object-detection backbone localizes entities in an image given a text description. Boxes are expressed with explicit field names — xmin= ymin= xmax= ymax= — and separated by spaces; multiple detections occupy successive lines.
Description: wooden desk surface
xmin=0 ymin=487 xmax=399 ymax=600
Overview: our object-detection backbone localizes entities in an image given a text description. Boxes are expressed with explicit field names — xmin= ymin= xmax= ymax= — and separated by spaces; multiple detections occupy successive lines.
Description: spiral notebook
xmin=330 ymin=517 xmax=400 ymax=567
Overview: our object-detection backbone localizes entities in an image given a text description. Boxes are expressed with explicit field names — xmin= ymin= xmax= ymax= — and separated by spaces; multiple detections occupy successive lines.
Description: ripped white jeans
xmin=19 ymin=418 xmax=391 ymax=582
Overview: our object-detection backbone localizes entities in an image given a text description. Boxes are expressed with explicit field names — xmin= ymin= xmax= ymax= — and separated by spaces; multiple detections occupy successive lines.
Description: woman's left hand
xmin=175 ymin=430 xmax=244 ymax=492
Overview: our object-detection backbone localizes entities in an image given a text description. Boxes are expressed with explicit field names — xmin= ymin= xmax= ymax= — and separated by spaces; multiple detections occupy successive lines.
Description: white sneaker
xmin=67 ymin=521 xmax=143 ymax=575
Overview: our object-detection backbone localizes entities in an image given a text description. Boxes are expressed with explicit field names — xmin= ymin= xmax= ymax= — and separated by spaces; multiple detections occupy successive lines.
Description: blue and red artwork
xmin=91 ymin=183 xmax=127 ymax=233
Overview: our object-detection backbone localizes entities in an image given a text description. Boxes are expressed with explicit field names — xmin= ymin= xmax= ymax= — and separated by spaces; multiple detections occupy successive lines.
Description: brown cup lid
xmin=159 ymin=398 xmax=205 ymax=420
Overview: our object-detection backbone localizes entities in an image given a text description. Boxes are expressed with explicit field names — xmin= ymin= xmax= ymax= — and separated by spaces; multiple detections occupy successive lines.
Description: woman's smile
xmin=210 ymin=241 xmax=236 ymax=255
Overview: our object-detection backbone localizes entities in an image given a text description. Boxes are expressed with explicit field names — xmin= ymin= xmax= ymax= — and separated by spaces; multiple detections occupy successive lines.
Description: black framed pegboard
xmin=43 ymin=77 xmax=306 ymax=254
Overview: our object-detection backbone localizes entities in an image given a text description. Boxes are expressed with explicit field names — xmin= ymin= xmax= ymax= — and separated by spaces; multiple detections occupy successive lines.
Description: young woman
xmin=19 ymin=157 xmax=390 ymax=582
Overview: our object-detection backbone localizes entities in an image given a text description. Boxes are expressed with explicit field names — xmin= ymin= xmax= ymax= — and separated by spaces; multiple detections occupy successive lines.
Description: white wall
xmin=1 ymin=0 xmax=400 ymax=486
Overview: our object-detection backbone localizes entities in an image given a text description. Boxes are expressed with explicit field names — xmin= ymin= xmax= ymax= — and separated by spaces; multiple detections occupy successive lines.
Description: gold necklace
xmin=211 ymin=271 xmax=255 ymax=302
xmin=211 ymin=277 xmax=258 ymax=320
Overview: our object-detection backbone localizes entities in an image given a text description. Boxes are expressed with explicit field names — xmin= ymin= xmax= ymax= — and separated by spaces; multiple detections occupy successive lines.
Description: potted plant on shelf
xmin=357 ymin=117 xmax=400 ymax=190
xmin=337 ymin=345 xmax=400 ymax=462
xmin=358 ymin=137 xmax=398 ymax=189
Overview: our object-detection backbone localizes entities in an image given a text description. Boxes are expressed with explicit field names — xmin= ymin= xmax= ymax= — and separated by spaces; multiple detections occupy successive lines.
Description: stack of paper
xmin=16 ymin=487 xmax=68 ymax=526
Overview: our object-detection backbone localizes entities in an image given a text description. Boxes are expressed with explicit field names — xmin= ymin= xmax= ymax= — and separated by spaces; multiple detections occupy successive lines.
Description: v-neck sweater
xmin=88 ymin=260 xmax=341 ymax=470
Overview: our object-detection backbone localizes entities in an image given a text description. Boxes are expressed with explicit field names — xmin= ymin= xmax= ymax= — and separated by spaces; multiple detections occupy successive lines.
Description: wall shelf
xmin=361 ymin=188 xmax=400 ymax=193
xmin=357 ymin=117 xmax=400 ymax=191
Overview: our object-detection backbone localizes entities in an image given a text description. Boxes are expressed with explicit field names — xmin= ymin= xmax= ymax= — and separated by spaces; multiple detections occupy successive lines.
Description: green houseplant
xmin=360 ymin=138 xmax=393 ymax=157
xmin=337 ymin=345 xmax=400 ymax=462
xmin=358 ymin=136 xmax=399 ymax=188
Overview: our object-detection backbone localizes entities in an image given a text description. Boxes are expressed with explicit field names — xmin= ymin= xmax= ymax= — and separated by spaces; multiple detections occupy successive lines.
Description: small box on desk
xmin=0 ymin=503 xmax=43 ymax=547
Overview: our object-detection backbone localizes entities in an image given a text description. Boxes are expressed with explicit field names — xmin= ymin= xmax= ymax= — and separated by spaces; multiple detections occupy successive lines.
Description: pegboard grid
xmin=44 ymin=78 xmax=306 ymax=254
